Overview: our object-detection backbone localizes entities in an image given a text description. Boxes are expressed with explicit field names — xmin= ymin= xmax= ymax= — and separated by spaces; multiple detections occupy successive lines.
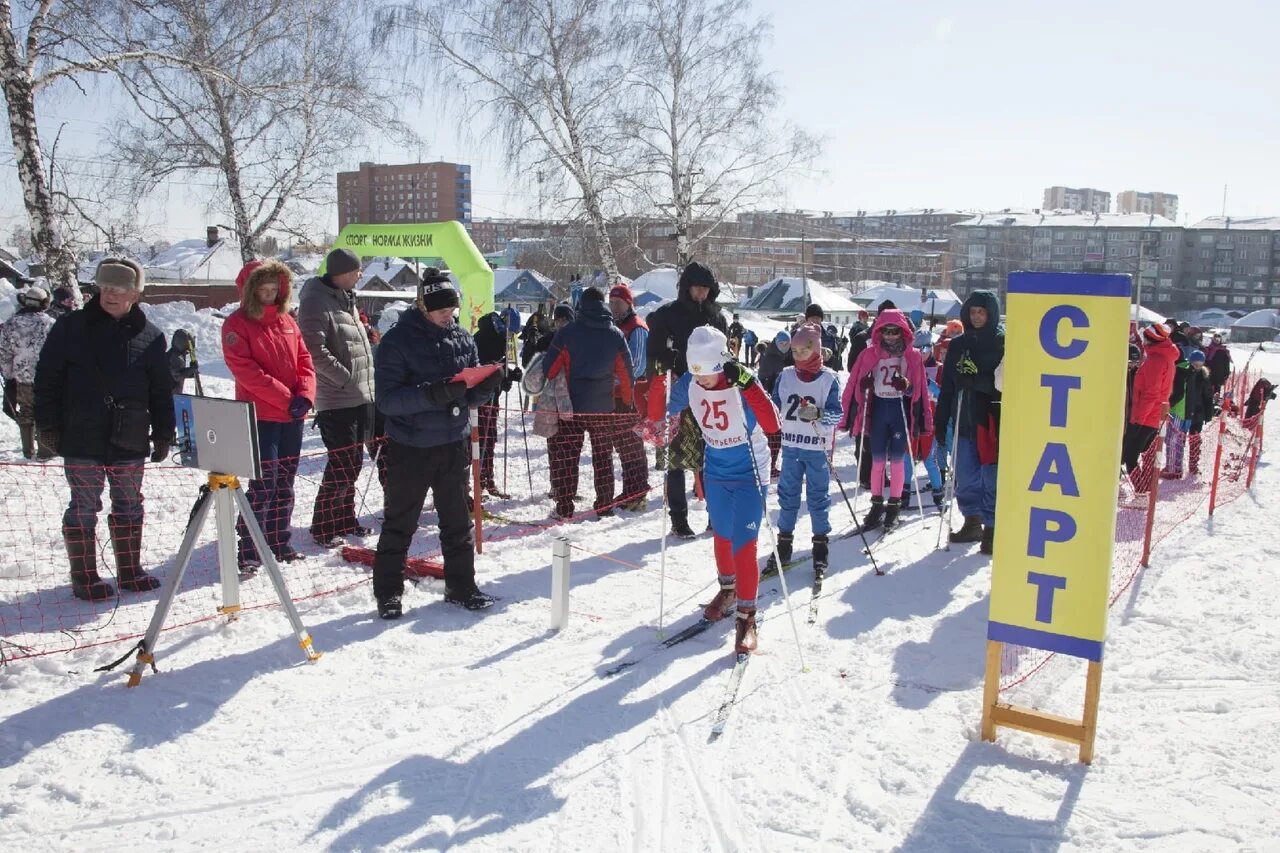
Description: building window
xmin=1252 ymin=296 xmax=1267 ymax=305
xmin=1200 ymin=234 xmax=1214 ymax=244
xmin=1196 ymin=294 xmax=1210 ymax=303
xmin=1157 ymin=292 xmax=1172 ymax=302
xmin=1232 ymin=295 xmax=1247 ymax=304
xmin=1159 ymin=278 xmax=1173 ymax=288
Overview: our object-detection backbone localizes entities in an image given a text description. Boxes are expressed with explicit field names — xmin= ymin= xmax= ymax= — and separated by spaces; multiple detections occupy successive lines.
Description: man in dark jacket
xmin=371 ymin=269 xmax=504 ymax=619
xmin=542 ymin=286 xmax=635 ymax=519
xmin=1203 ymin=332 xmax=1232 ymax=395
xmin=473 ymin=311 xmax=520 ymax=497
xmin=727 ymin=313 xmax=745 ymax=359
xmin=34 ymin=258 xmax=174 ymax=600
xmin=298 ymin=248 xmax=375 ymax=546
xmin=934 ymin=290 xmax=1004 ymax=554
xmin=645 ymin=261 xmax=728 ymax=537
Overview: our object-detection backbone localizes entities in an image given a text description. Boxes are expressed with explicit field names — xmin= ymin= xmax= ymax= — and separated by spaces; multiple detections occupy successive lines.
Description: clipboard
xmin=451 ymin=363 xmax=502 ymax=389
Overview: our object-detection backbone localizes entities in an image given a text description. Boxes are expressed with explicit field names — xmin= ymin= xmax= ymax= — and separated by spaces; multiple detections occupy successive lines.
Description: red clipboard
xmin=451 ymin=363 xmax=502 ymax=389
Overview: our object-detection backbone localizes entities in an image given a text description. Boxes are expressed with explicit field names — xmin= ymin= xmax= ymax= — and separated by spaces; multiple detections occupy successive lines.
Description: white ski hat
xmin=686 ymin=326 xmax=729 ymax=376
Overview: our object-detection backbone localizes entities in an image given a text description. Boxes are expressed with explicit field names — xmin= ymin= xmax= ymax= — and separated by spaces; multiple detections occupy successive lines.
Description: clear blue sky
xmin=3 ymin=0 xmax=1277 ymax=244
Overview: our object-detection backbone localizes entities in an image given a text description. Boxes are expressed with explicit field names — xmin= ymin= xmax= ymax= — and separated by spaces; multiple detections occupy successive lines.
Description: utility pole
xmin=801 ymin=230 xmax=807 ymax=280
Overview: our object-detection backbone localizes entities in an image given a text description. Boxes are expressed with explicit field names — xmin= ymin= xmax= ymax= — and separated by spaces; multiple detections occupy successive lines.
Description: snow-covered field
xmin=1 ymin=301 xmax=1277 ymax=851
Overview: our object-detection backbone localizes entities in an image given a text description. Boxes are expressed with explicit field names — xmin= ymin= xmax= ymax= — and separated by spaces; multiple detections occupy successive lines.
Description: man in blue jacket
xmin=542 ymin=286 xmax=635 ymax=519
xmin=371 ymin=268 xmax=505 ymax=619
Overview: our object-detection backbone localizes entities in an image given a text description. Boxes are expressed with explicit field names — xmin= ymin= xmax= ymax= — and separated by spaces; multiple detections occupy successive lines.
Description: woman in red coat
xmin=1124 ymin=323 xmax=1178 ymax=492
xmin=223 ymin=260 xmax=317 ymax=570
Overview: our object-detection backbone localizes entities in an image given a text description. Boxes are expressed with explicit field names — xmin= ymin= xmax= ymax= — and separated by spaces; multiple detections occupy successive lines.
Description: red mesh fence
xmin=997 ymin=371 xmax=1266 ymax=694
xmin=0 ymin=402 xmax=657 ymax=662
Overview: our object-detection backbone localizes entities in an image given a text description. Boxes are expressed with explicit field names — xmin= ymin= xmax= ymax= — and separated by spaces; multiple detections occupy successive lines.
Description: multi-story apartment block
xmin=1181 ymin=217 xmax=1280 ymax=311
xmin=1043 ymin=186 xmax=1111 ymax=214
xmin=1117 ymin=190 xmax=1179 ymax=222
xmin=951 ymin=210 xmax=1180 ymax=305
xmin=336 ymin=161 xmax=472 ymax=229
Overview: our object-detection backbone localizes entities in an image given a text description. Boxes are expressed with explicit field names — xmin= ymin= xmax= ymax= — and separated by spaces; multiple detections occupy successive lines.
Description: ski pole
xmin=749 ymin=430 xmax=808 ymax=673
xmin=899 ymin=395 xmax=928 ymax=527
xmin=657 ymin=369 xmax=671 ymax=638
xmin=938 ymin=389 xmax=966 ymax=551
xmin=810 ymin=419 xmax=879 ymax=574
xmin=516 ymin=382 xmax=534 ymax=495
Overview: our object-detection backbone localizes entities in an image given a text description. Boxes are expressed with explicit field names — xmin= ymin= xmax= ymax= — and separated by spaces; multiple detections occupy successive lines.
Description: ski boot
xmin=859 ymin=495 xmax=886 ymax=531
xmin=669 ymin=513 xmax=697 ymax=540
xmin=763 ymin=532 xmax=793 ymax=576
xmin=377 ymin=595 xmax=403 ymax=620
xmin=950 ymin=515 xmax=983 ymax=544
xmin=881 ymin=498 xmax=902 ymax=532
xmin=812 ymin=534 xmax=829 ymax=573
xmin=734 ymin=606 xmax=758 ymax=654
xmin=444 ymin=586 xmax=496 ymax=610
xmin=703 ymin=581 xmax=736 ymax=621
xmin=932 ymin=488 xmax=945 ymax=511
xmin=980 ymin=525 xmax=995 ymax=555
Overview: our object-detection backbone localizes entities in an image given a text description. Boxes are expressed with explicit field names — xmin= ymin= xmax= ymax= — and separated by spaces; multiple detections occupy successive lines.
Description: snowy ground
xmin=0 ymin=305 xmax=1277 ymax=851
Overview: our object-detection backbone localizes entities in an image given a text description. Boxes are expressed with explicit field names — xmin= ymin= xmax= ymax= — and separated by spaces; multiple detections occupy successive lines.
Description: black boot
xmin=444 ymin=585 xmax=496 ymax=610
xmin=860 ymin=496 xmax=885 ymax=531
xmin=882 ymin=498 xmax=902 ymax=531
xmin=110 ymin=515 xmax=161 ymax=592
xmin=980 ymin=525 xmax=995 ymax=555
xmin=19 ymin=423 xmax=35 ymax=459
xmin=812 ymin=534 xmax=829 ymax=572
xmin=669 ymin=513 xmax=696 ymax=539
xmin=950 ymin=515 xmax=983 ymax=544
xmin=65 ymin=525 xmax=115 ymax=601
xmin=764 ymin=532 xmax=793 ymax=576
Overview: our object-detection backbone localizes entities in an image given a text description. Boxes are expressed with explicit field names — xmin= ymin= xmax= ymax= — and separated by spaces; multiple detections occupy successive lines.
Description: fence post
xmin=470 ymin=406 xmax=483 ymax=554
xmin=550 ymin=537 xmax=571 ymax=630
xmin=1246 ymin=416 xmax=1263 ymax=490
xmin=1208 ymin=414 xmax=1227 ymax=516
xmin=1141 ymin=437 xmax=1162 ymax=568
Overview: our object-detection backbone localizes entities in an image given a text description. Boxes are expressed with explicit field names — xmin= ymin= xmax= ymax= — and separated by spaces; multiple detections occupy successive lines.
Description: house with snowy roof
xmin=358 ymin=259 xmax=419 ymax=292
xmin=738 ymin=276 xmax=859 ymax=325
xmin=493 ymin=268 xmax=556 ymax=313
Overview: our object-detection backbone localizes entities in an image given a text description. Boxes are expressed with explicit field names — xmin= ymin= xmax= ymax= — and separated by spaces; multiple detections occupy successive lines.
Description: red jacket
xmin=1129 ymin=337 xmax=1177 ymax=427
xmin=223 ymin=264 xmax=316 ymax=423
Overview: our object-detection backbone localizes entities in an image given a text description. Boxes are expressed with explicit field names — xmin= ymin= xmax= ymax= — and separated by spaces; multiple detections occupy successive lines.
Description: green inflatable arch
xmin=321 ymin=221 xmax=494 ymax=332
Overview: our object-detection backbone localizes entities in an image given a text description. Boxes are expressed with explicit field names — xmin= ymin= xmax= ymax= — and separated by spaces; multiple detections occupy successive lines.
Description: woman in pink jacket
xmin=223 ymin=260 xmax=317 ymax=571
xmin=844 ymin=309 xmax=932 ymax=531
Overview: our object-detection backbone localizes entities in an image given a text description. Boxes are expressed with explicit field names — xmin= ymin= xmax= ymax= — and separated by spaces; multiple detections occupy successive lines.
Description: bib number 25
xmin=700 ymin=399 xmax=729 ymax=431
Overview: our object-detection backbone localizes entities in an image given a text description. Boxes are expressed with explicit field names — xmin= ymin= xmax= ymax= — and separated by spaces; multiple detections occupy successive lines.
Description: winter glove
xmin=150 ymin=438 xmax=171 ymax=463
xmin=2 ymin=379 xmax=16 ymax=422
xmin=423 ymin=380 xmax=468 ymax=407
xmin=287 ymin=395 xmax=312 ymax=419
xmin=506 ymin=366 xmax=523 ymax=384
xmin=956 ymin=354 xmax=978 ymax=389
xmin=890 ymin=373 xmax=909 ymax=392
xmin=723 ymin=362 xmax=752 ymax=388
xmin=797 ymin=402 xmax=821 ymax=423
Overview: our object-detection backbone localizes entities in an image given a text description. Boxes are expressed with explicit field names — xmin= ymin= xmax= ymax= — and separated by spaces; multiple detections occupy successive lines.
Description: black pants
xmin=373 ymin=439 xmax=475 ymax=601
xmin=312 ymin=404 xmax=372 ymax=538
xmin=1122 ymin=423 xmax=1159 ymax=473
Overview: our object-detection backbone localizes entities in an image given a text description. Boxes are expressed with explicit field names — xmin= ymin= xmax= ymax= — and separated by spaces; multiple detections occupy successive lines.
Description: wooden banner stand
xmin=980 ymin=641 xmax=1103 ymax=764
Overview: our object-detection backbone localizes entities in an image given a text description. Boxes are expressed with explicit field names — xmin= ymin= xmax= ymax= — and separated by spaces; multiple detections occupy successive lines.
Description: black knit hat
xmin=580 ymin=285 xmax=605 ymax=303
xmin=876 ymin=299 xmax=897 ymax=312
xmin=553 ymin=302 xmax=575 ymax=322
xmin=418 ymin=267 xmax=459 ymax=312
xmin=326 ymin=248 xmax=361 ymax=277
xmin=678 ymin=261 xmax=716 ymax=290
xmin=805 ymin=302 xmax=824 ymax=319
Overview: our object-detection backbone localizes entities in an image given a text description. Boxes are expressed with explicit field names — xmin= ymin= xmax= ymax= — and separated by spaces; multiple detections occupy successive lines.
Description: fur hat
xmin=686 ymin=326 xmax=729 ymax=376
xmin=95 ymin=257 xmax=145 ymax=293
xmin=242 ymin=259 xmax=293 ymax=319
xmin=325 ymin=248 xmax=361 ymax=277
xmin=17 ymin=285 xmax=51 ymax=311
xmin=418 ymin=267 xmax=459 ymax=312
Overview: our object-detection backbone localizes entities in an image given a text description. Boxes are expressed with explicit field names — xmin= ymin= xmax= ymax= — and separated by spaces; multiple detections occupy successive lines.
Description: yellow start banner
xmin=988 ymin=272 xmax=1131 ymax=661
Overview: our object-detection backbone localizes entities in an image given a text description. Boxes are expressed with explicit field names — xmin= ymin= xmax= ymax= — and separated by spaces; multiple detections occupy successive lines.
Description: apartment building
xmin=951 ymin=210 xmax=1180 ymax=304
xmin=1117 ymin=190 xmax=1179 ymax=221
xmin=1181 ymin=217 xmax=1280 ymax=311
xmin=1043 ymin=186 xmax=1111 ymax=214
xmin=337 ymin=161 xmax=472 ymax=229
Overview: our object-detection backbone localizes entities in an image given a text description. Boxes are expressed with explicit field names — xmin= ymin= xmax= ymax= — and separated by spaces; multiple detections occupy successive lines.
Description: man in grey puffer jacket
xmin=298 ymin=248 xmax=375 ymax=545
xmin=0 ymin=285 xmax=56 ymax=459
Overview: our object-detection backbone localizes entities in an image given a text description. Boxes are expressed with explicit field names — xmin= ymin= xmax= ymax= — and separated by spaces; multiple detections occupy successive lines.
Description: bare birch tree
xmin=112 ymin=0 xmax=411 ymax=263
xmin=1 ymin=0 xmax=243 ymax=288
xmin=622 ymin=0 xmax=820 ymax=266
xmin=379 ymin=0 xmax=636 ymax=283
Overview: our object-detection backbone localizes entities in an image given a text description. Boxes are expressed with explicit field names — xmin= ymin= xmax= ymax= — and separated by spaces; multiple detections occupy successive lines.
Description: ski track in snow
xmin=1 ymin=318 xmax=1277 ymax=851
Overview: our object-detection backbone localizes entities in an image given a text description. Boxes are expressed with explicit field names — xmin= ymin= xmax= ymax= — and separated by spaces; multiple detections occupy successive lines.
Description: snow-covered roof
xmin=280 ymin=252 xmax=326 ymax=276
xmin=1130 ymin=304 xmax=1166 ymax=324
xmin=956 ymin=210 xmax=1179 ymax=229
xmin=1188 ymin=216 xmax=1280 ymax=231
xmin=631 ymin=268 xmax=680 ymax=301
xmin=1231 ymin=309 xmax=1280 ymax=330
xmin=493 ymin=267 xmax=553 ymax=292
xmin=0 ymin=245 xmax=21 ymax=262
xmin=358 ymin=261 xmax=417 ymax=291
xmin=739 ymin=277 xmax=858 ymax=314
xmin=145 ymin=239 xmax=245 ymax=283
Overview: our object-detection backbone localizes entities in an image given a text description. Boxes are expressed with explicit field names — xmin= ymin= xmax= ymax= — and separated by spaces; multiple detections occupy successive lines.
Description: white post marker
xmin=550 ymin=536 xmax=571 ymax=630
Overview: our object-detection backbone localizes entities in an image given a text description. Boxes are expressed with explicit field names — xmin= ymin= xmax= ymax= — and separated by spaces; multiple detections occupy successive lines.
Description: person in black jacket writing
xmin=34 ymin=259 xmax=174 ymax=600
xmin=371 ymin=269 xmax=504 ymax=619
xmin=645 ymin=262 xmax=728 ymax=538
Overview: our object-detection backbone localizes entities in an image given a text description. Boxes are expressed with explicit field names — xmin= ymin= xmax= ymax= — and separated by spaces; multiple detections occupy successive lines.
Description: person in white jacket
xmin=0 ymin=286 xmax=56 ymax=459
